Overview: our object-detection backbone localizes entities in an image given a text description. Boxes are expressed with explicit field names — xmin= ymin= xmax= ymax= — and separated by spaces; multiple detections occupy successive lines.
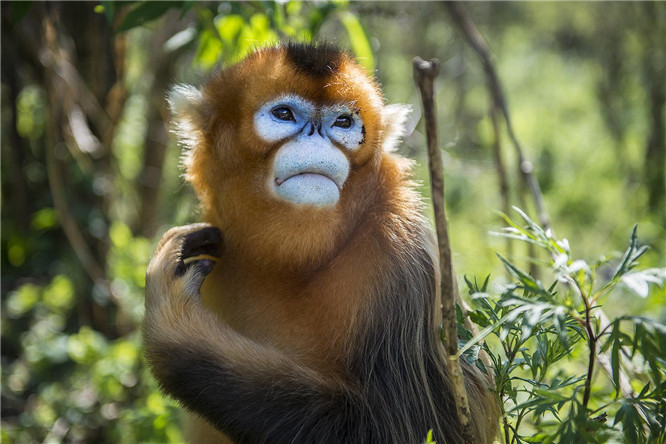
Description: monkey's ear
xmin=168 ymin=85 xmax=211 ymax=170
xmin=167 ymin=85 xmax=209 ymax=148
xmin=382 ymin=104 xmax=412 ymax=152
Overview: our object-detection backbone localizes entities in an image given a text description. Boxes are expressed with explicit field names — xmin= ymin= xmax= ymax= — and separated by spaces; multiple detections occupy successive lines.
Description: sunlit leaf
xmin=7 ymin=236 xmax=26 ymax=267
xmin=31 ymin=207 xmax=58 ymax=231
xmin=110 ymin=222 xmax=133 ymax=249
xmin=611 ymin=225 xmax=648 ymax=281
xmin=338 ymin=11 xmax=374 ymax=73
xmin=620 ymin=268 xmax=666 ymax=298
xmin=43 ymin=275 xmax=75 ymax=312
xmin=164 ymin=27 xmax=197 ymax=53
xmin=6 ymin=283 xmax=41 ymax=317
xmin=497 ymin=254 xmax=550 ymax=297
xmin=215 ymin=14 xmax=245 ymax=43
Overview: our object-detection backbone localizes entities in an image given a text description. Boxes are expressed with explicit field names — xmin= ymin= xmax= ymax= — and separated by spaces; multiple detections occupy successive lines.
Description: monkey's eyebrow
xmin=322 ymin=102 xmax=357 ymax=111
xmin=262 ymin=94 xmax=316 ymax=106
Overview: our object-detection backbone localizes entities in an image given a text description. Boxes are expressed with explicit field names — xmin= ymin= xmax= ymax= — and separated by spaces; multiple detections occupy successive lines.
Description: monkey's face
xmin=175 ymin=45 xmax=407 ymax=266
xmin=254 ymin=95 xmax=365 ymax=207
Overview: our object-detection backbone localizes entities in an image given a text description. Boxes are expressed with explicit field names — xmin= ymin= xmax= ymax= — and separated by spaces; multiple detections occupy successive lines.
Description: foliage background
xmin=1 ymin=2 xmax=664 ymax=442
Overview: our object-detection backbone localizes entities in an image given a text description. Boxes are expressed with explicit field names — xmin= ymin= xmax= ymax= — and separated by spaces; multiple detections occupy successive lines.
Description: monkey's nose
xmin=305 ymin=122 xmax=324 ymax=138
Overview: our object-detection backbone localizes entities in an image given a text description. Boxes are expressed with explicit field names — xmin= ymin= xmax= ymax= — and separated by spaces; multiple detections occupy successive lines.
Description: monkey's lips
xmin=275 ymin=172 xmax=340 ymax=190
xmin=273 ymin=173 xmax=342 ymax=207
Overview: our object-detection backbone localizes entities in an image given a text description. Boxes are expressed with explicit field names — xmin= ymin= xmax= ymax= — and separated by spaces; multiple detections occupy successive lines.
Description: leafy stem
xmin=582 ymin=295 xmax=597 ymax=410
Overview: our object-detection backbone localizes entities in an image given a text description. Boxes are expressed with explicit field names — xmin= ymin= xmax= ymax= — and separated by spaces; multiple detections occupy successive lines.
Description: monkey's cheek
xmin=274 ymin=174 xmax=340 ymax=207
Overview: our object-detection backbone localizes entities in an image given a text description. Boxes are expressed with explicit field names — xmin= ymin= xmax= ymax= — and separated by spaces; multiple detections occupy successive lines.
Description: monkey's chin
xmin=274 ymin=173 xmax=340 ymax=207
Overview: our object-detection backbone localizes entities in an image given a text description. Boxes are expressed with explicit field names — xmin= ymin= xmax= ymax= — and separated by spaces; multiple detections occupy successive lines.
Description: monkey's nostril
xmin=317 ymin=123 xmax=323 ymax=137
xmin=307 ymin=123 xmax=315 ymax=136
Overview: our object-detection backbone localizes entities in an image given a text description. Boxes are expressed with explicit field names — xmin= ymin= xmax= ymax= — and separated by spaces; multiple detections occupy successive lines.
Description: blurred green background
xmin=1 ymin=2 xmax=664 ymax=442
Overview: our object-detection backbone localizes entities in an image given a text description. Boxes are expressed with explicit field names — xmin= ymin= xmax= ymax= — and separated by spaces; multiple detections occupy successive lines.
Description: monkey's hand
xmin=143 ymin=223 xmax=224 ymax=345
xmin=142 ymin=224 xmax=359 ymax=442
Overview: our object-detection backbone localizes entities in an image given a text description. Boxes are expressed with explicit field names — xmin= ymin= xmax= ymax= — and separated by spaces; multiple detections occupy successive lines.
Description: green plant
xmin=462 ymin=208 xmax=666 ymax=443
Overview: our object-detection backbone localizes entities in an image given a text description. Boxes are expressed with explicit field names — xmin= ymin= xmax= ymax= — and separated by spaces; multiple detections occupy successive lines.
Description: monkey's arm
xmin=143 ymin=224 xmax=364 ymax=444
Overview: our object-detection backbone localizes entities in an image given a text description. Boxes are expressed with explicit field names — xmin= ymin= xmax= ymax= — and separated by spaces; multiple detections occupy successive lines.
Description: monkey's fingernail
xmin=183 ymin=254 xmax=219 ymax=265
xmin=197 ymin=259 xmax=214 ymax=274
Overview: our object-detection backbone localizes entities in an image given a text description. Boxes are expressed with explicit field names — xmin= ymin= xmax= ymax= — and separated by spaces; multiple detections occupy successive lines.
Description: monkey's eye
xmin=332 ymin=115 xmax=353 ymax=129
xmin=271 ymin=106 xmax=296 ymax=122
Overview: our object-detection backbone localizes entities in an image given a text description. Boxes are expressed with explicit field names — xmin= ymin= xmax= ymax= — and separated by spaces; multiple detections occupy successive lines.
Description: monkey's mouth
xmin=271 ymin=154 xmax=349 ymax=207
xmin=275 ymin=172 xmax=341 ymax=190
xmin=272 ymin=172 xmax=344 ymax=207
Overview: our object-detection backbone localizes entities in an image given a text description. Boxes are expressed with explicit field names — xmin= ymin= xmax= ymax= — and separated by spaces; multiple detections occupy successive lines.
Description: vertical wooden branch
xmin=413 ymin=57 xmax=475 ymax=443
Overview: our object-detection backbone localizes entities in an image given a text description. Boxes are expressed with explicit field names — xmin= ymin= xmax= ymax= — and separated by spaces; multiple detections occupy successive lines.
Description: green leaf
xmin=99 ymin=1 xmax=117 ymax=24
xmin=43 ymin=275 xmax=75 ymax=312
xmin=611 ymin=225 xmax=648 ymax=281
xmin=338 ymin=11 xmax=374 ymax=73
xmin=194 ymin=28 xmax=224 ymax=70
xmin=468 ymin=309 xmax=491 ymax=328
xmin=465 ymin=274 xmax=490 ymax=294
xmin=611 ymin=331 xmax=621 ymax=395
xmin=513 ymin=206 xmax=545 ymax=239
xmin=178 ymin=1 xmax=195 ymax=19
xmin=31 ymin=207 xmax=58 ymax=231
xmin=215 ymin=14 xmax=245 ymax=43
xmin=620 ymin=268 xmax=666 ymax=298
xmin=6 ymin=283 xmax=41 ymax=317
xmin=614 ymin=401 xmax=645 ymax=443
xmin=9 ymin=1 xmax=33 ymax=26
xmin=115 ymin=1 xmax=177 ymax=33
xmin=497 ymin=254 xmax=550 ymax=297
xmin=422 ymin=428 xmax=436 ymax=444
xmin=457 ymin=311 xmax=511 ymax=357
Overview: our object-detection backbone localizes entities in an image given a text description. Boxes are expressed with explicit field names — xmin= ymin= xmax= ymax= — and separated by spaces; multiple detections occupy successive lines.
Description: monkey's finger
xmin=154 ymin=223 xmax=218 ymax=257
xmin=182 ymin=258 xmax=216 ymax=298
xmin=180 ymin=225 xmax=223 ymax=259
xmin=175 ymin=226 xmax=223 ymax=277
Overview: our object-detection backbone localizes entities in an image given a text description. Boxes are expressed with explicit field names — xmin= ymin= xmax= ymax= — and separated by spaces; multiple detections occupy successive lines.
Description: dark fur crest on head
xmin=285 ymin=41 xmax=345 ymax=77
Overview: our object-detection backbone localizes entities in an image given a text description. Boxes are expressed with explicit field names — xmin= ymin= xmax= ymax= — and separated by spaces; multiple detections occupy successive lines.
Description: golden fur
xmin=144 ymin=43 xmax=498 ymax=443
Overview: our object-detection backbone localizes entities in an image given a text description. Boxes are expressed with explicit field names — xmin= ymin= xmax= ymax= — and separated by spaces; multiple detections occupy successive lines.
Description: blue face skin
xmin=254 ymin=95 xmax=365 ymax=208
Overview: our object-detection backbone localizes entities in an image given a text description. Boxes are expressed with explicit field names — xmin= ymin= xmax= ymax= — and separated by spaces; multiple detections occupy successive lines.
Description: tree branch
xmin=490 ymin=101 xmax=512 ymax=261
xmin=413 ymin=57 xmax=475 ymax=443
xmin=42 ymin=13 xmax=108 ymax=286
xmin=445 ymin=2 xmax=550 ymax=231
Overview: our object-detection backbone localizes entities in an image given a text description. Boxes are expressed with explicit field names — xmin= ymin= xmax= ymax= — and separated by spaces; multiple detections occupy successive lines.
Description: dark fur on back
xmin=285 ymin=42 xmax=344 ymax=77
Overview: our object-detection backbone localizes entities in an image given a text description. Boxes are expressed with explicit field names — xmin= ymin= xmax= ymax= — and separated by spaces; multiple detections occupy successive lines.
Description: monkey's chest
xmin=198 ymin=264 xmax=341 ymax=362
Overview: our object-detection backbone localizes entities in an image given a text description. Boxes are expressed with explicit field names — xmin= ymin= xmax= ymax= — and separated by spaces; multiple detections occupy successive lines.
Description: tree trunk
xmin=643 ymin=4 xmax=666 ymax=218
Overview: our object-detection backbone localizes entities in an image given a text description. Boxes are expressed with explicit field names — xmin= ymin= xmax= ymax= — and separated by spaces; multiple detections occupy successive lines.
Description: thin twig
xmin=445 ymin=2 xmax=550 ymax=231
xmin=43 ymin=14 xmax=108 ymax=286
xmin=490 ymin=102 xmax=512 ymax=260
xmin=413 ymin=57 xmax=475 ymax=443
xmin=580 ymin=287 xmax=597 ymax=408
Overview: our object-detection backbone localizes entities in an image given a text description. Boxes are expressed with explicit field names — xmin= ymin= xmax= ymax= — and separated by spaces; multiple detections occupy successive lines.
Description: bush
xmin=462 ymin=209 xmax=666 ymax=443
